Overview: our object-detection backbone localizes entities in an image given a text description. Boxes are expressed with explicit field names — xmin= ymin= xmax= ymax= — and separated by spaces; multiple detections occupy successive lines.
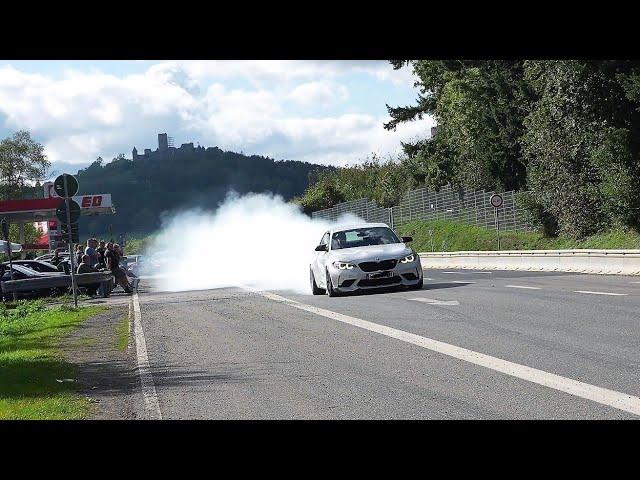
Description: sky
xmin=0 ymin=60 xmax=434 ymax=177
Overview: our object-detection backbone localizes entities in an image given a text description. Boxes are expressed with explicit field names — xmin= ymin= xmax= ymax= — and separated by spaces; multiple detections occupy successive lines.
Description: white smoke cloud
xmin=144 ymin=192 xmax=364 ymax=294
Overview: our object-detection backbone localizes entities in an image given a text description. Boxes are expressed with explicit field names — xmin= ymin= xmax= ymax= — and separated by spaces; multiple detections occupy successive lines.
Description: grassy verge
xmin=399 ymin=220 xmax=640 ymax=252
xmin=115 ymin=313 xmax=129 ymax=351
xmin=0 ymin=300 xmax=105 ymax=420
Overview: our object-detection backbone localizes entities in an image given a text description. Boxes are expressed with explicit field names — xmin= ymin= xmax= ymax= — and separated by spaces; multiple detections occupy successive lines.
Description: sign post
xmin=54 ymin=174 xmax=80 ymax=308
xmin=490 ymin=194 xmax=503 ymax=250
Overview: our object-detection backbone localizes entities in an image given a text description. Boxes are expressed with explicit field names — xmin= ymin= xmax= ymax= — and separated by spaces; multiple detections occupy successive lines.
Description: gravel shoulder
xmin=60 ymin=302 xmax=143 ymax=420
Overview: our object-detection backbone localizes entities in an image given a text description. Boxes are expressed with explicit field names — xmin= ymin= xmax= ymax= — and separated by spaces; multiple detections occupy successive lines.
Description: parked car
xmin=125 ymin=255 xmax=144 ymax=275
xmin=310 ymin=223 xmax=424 ymax=297
xmin=2 ymin=260 xmax=60 ymax=274
xmin=1 ymin=264 xmax=68 ymax=301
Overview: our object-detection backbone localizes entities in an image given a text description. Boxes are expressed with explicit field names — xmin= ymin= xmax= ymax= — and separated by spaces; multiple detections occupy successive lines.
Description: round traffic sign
xmin=490 ymin=194 xmax=503 ymax=208
xmin=56 ymin=199 xmax=81 ymax=224
xmin=53 ymin=174 xmax=79 ymax=198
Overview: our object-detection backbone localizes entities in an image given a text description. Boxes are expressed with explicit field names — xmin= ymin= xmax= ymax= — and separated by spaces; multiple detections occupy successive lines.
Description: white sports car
xmin=310 ymin=223 xmax=423 ymax=297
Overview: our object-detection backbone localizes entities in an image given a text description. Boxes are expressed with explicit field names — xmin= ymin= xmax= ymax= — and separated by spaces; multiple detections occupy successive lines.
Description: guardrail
xmin=418 ymin=250 xmax=640 ymax=276
xmin=1 ymin=272 xmax=115 ymax=297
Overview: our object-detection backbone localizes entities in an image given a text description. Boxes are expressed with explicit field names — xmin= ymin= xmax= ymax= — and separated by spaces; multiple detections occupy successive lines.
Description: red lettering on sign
xmin=92 ymin=196 xmax=102 ymax=207
xmin=81 ymin=197 xmax=91 ymax=208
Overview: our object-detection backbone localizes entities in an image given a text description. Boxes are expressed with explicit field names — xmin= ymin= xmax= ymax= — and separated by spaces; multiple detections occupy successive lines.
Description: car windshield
xmin=12 ymin=264 xmax=41 ymax=275
xmin=331 ymin=227 xmax=400 ymax=250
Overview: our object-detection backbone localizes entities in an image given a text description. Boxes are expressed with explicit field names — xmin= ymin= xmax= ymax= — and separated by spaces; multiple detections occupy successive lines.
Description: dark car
xmin=2 ymin=260 xmax=60 ymax=274
xmin=1 ymin=264 xmax=68 ymax=301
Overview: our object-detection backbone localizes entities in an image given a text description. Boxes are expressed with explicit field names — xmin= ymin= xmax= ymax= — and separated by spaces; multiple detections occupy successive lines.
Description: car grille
xmin=358 ymin=276 xmax=402 ymax=287
xmin=358 ymin=259 xmax=397 ymax=272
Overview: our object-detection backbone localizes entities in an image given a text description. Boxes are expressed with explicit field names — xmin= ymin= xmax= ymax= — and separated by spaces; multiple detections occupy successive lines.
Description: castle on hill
xmin=132 ymin=133 xmax=220 ymax=160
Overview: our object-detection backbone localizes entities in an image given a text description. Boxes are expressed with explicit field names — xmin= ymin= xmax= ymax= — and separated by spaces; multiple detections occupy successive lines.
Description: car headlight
xmin=333 ymin=261 xmax=355 ymax=270
xmin=400 ymin=254 xmax=416 ymax=263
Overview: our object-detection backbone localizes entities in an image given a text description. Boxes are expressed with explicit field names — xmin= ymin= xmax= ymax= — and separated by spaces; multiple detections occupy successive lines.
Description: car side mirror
xmin=315 ymin=244 xmax=328 ymax=252
xmin=401 ymin=236 xmax=413 ymax=243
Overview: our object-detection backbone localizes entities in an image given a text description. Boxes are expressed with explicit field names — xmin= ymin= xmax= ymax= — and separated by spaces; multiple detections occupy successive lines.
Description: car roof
xmin=329 ymin=223 xmax=391 ymax=234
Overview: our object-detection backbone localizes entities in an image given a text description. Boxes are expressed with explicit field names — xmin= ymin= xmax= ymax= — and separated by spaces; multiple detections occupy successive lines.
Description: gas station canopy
xmin=0 ymin=194 xmax=115 ymax=222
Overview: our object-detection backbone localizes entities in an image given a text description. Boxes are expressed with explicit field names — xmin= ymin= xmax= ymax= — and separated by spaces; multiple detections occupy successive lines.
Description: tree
xmin=385 ymin=60 xmax=533 ymax=192
xmin=0 ymin=130 xmax=50 ymax=200
xmin=522 ymin=60 xmax=640 ymax=237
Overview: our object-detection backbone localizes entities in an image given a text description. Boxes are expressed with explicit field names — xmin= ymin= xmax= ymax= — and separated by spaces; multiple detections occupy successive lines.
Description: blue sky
xmin=0 ymin=60 xmax=433 ymax=177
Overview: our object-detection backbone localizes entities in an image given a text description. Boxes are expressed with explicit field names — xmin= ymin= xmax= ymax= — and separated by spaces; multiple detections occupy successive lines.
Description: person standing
xmin=85 ymin=238 xmax=99 ymax=267
xmin=96 ymin=240 xmax=106 ymax=268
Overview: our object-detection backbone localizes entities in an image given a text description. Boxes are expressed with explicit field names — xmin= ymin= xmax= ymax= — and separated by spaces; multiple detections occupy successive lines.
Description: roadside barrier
xmin=418 ymin=250 xmax=640 ymax=276
xmin=1 ymin=272 xmax=115 ymax=297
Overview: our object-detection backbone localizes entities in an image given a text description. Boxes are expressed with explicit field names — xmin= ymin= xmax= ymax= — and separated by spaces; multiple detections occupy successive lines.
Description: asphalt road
xmin=133 ymin=269 xmax=640 ymax=419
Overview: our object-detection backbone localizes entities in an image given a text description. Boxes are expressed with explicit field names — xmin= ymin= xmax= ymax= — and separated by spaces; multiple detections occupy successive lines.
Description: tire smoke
xmin=144 ymin=192 xmax=363 ymax=294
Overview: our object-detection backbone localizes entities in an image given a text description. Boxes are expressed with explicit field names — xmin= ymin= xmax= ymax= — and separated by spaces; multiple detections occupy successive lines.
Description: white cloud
xmin=287 ymin=81 xmax=348 ymax=108
xmin=0 ymin=61 xmax=432 ymax=172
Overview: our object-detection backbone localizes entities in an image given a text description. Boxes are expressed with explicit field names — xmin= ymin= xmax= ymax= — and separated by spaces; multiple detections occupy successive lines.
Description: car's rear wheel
xmin=325 ymin=269 xmax=339 ymax=297
xmin=310 ymin=267 xmax=325 ymax=295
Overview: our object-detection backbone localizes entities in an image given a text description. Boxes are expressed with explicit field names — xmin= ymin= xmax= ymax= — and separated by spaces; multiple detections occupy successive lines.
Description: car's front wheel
xmin=325 ymin=269 xmax=340 ymax=297
xmin=310 ymin=267 xmax=325 ymax=295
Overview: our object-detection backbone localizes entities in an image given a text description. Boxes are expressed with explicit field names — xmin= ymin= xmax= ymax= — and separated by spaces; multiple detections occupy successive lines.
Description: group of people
xmin=74 ymin=238 xmax=137 ymax=296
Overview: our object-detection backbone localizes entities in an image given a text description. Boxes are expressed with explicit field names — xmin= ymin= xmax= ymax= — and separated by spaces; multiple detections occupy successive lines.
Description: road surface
xmin=130 ymin=269 xmax=640 ymax=419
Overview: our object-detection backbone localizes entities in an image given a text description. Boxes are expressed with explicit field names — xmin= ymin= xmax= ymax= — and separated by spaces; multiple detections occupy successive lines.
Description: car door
xmin=312 ymin=232 xmax=330 ymax=288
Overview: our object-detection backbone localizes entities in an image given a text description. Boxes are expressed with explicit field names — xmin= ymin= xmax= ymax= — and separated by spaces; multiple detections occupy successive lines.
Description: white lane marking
xmin=505 ymin=285 xmax=542 ymax=290
xmin=409 ymin=297 xmax=460 ymax=306
xmin=448 ymin=280 xmax=476 ymax=284
xmin=132 ymin=293 xmax=163 ymax=420
xmin=630 ymin=282 xmax=640 ymax=284
xmin=252 ymin=289 xmax=640 ymax=417
xmin=472 ymin=271 xmax=493 ymax=274
xmin=442 ymin=271 xmax=467 ymax=274
xmin=574 ymin=291 xmax=628 ymax=297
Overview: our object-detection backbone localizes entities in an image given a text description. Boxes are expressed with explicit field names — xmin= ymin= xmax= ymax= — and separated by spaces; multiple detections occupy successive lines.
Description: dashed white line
xmin=131 ymin=293 xmax=163 ymax=420
xmin=448 ymin=280 xmax=476 ymax=284
xmin=505 ymin=285 xmax=542 ymax=290
xmin=574 ymin=290 xmax=628 ymax=297
xmin=252 ymin=289 xmax=640 ymax=417
xmin=408 ymin=297 xmax=460 ymax=306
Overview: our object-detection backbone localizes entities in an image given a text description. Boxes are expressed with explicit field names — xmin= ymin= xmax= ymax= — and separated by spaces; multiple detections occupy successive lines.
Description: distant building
xmin=158 ymin=133 xmax=169 ymax=152
xmin=431 ymin=126 xmax=438 ymax=137
xmin=132 ymin=133 xmax=209 ymax=161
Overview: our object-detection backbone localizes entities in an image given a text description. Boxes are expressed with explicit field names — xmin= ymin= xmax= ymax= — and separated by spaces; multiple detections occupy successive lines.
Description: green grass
xmin=399 ymin=220 xmax=640 ymax=252
xmin=0 ymin=301 xmax=105 ymax=420
xmin=115 ymin=313 xmax=129 ymax=351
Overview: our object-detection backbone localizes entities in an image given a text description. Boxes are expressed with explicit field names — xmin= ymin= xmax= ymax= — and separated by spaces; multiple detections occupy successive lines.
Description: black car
xmin=2 ymin=260 xmax=60 ymax=274
xmin=1 ymin=264 xmax=68 ymax=301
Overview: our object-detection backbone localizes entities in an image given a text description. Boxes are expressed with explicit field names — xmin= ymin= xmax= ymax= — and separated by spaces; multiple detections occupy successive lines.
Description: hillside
xmin=74 ymin=148 xmax=331 ymax=235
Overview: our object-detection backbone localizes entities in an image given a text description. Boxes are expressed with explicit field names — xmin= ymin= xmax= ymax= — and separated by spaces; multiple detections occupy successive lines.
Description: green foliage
xmin=0 ymin=130 xmax=50 ymax=200
xmin=522 ymin=60 xmax=640 ymax=238
xmin=296 ymin=155 xmax=412 ymax=213
xmin=0 ymin=301 xmax=104 ymax=419
xmin=386 ymin=61 xmax=532 ymax=192
xmin=400 ymin=219 xmax=640 ymax=253
xmin=116 ymin=314 xmax=129 ymax=351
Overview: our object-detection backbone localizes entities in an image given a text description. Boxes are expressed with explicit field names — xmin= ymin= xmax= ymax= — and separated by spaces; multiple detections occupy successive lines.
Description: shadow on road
xmin=337 ymin=282 xmax=472 ymax=298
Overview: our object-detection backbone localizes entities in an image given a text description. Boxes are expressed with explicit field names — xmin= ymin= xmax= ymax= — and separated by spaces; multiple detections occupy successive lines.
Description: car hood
xmin=328 ymin=243 xmax=412 ymax=262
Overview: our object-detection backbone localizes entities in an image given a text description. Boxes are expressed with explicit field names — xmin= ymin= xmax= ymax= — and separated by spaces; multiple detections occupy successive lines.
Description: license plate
xmin=368 ymin=271 xmax=392 ymax=279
